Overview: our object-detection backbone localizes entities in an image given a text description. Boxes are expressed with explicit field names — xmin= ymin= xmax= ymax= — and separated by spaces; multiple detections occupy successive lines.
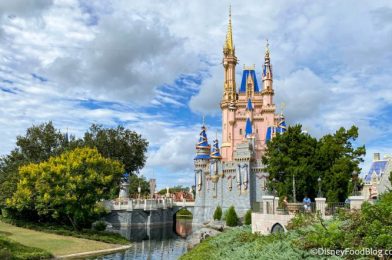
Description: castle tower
xmin=193 ymin=7 xmax=287 ymax=226
xmin=220 ymin=6 xmax=238 ymax=161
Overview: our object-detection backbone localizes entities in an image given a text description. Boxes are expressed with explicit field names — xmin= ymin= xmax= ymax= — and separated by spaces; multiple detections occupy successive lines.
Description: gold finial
xmin=280 ymin=102 xmax=286 ymax=115
xmin=265 ymin=39 xmax=270 ymax=59
xmin=224 ymin=5 xmax=234 ymax=52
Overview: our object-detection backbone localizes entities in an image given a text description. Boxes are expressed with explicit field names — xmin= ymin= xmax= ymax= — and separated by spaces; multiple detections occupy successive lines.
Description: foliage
xmin=263 ymin=125 xmax=365 ymax=202
xmin=92 ymin=221 xmax=107 ymax=232
xmin=286 ymin=212 xmax=319 ymax=230
xmin=0 ymin=235 xmax=52 ymax=260
xmin=0 ymin=122 xmax=71 ymax=207
xmin=180 ymin=226 xmax=322 ymax=260
xmin=0 ymin=122 xmax=148 ymax=208
xmin=244 ymin=209 xmax=252 ymax=225
xmin=225 ymin=206 xmax=239 ymax=227
xmin=298 ymin=191 xmax=392 ymax=252
xmin=83 ymin=124 xmax=148 ymax=174
xmin=176 ymin=208 xmax=192 ymax=219
xmin=128 ymin=173 xmax=150 ymax=197
xmin=158 ymin=185 xmax=189 ymax=195
xmin=7 ymin=147 xmax=124 ymax=230
xmin=0 ymin=216 xmax=129 ymax=245
xmin=213 ymin=206 xmax=222 ymax=221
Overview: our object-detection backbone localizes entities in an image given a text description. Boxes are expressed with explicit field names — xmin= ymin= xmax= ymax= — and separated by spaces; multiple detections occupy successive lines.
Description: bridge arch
xmin=270 ymin=222 xmax=286 ymax=234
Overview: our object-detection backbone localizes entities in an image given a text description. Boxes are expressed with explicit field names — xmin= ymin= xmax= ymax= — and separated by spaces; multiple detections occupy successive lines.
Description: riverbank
xmin=0 ymin=221 xmax=131 ymax=259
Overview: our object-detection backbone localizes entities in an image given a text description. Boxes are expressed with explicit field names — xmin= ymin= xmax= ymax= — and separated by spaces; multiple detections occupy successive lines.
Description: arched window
xmin=240 ymin=129 xmax=242 ymax=135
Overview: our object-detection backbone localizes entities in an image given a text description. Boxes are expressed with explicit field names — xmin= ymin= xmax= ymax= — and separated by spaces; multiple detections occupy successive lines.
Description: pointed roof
xmin=224 ymin=5 xmax=234 ymax=52
xmin=240 ymin=70 xmax=260 ymax=92
xmin=276 ymin=114 xmax=287 ymax=133
xmin=210 ymin=139 xmax=222 ymax=159
xmin=196 ymin=125 xmax=210 ymax=148
xmin=246 ymin=98 xmax=253 ymax=111
xmin=245 ymin=118 xmax=252 ymax=137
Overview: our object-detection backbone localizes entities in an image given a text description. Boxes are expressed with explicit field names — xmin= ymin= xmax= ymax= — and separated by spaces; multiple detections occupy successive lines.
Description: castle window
xmin=240 ymin=129 xmax=242 ymax=135
xmin=256 ymin=129 xmax=258 ymax=134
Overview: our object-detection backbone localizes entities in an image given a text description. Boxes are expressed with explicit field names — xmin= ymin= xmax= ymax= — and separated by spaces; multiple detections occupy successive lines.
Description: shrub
xmin=244 ymin=209 xmax=252 ymax=225
xmin=213 ymin=206 xmax=222 ymax=220
xmin=225 ymin=206 xmax=238 ymax=227
xmin=92 ymin=221 xmax=107 ymax=232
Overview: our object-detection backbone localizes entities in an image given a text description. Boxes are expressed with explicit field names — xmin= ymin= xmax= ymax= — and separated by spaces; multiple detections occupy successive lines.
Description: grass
xmin=0 ymin=216 xmax=130 ymax=245
xmin=0 ymin=235 xmax=52 ymax=260
xmin=0 ymin=221 xmax=123 ymax=257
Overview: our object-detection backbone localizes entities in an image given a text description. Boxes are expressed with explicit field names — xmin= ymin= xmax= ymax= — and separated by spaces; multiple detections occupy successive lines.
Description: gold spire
xmin=224 ymin=5 xmax=234 ymax=52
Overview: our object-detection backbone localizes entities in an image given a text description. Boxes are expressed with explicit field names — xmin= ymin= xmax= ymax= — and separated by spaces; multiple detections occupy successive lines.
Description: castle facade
xmin=193 ymin=8 xmax=287 ymax=225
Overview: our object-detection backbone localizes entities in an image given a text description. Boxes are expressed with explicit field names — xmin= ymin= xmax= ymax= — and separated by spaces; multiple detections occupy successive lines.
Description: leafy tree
xmin=7 ymin=147 xmax=124 ymax=230
xmin=158 ymin=185 xmax=189 ymax=195
xmin=263 ymin=125 xmax=365 ymax=202
xmin=315 ymin=126 xmax=365 ymax=202
xmin=262 ymin=125 xmax=318 ymax=201
xmin=213 ymin=206 xmax=222 ymax=220
xmin=0 ymin=122 xmax=72 ymax=207
xmin=83 ymin=124 xmax=148 ymax=174
xmin=128 ymin=174 xmax=150 ymax=197
xmin=225 ymin=206 xmax=239 ymax=227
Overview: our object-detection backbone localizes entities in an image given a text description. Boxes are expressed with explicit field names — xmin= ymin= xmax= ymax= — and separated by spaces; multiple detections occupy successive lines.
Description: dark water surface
xmin=93 ymin=219 xmax=193 ymax=260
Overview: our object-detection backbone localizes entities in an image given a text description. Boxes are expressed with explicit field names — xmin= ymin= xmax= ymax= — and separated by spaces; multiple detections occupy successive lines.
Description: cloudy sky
xmin=0 ymin=0 xmax=391 ymax=189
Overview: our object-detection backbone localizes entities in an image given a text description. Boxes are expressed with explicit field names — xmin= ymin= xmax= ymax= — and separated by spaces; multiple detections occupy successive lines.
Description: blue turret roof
xmin=240 ymin=70 xmax=260 ymax=93
xmin=364 ymin=160 xmax=388 ymax=182
xmin=210 ymin=139 xmax=222 ymax=159
xmin=245 ymin=118 xmax=252 ymax=137
xmin=265 ymin=115 xmax=287 ymax=143
xmin=196 ymin=125 xmax=210 ymax=148
xmin=246 ymin=98 xmax=253 ymax=110
xmin=195 ymin=124 xmax=211 ymax=160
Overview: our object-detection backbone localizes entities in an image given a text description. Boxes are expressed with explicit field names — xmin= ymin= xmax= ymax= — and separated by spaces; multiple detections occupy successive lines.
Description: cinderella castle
xmin=193 ymin=8 xmax=287 ymax=225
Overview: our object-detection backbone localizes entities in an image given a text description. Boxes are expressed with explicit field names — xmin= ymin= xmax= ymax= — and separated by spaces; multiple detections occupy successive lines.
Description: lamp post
xmin=352 ymin=170 xmax=358 ymax=196
xmin=292 ymin=172 xmax=296 ymax=203
xmin=317 ymin=177 xmax=322 ymax=198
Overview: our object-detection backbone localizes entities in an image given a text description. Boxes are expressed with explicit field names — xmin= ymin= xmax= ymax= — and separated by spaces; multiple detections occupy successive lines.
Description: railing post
xmin=262 ymin=195 xmax=274 ymax=214
xmin=144 ymin=199 xmax=147 ymax=210
xmin=315 ymin=197 xmax=326 ymax=216
xmin=349 ymin=195 xmax=365 ymax=210
xmin=273 ymin=197 xmax=279 ymax=214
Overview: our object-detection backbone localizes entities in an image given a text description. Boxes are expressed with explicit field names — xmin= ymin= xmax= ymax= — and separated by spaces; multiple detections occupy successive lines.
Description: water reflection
xmin=94 ymin=219 xmax=193 ymax=260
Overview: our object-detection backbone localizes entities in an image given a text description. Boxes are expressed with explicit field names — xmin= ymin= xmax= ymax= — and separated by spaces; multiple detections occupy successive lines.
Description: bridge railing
xmin=107 ymin=198 xmax=174 ymax=211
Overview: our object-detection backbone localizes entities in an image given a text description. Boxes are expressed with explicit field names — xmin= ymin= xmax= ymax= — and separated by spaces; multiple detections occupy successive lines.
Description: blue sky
xmin=0 ymin=0 xmax=391 ymax=189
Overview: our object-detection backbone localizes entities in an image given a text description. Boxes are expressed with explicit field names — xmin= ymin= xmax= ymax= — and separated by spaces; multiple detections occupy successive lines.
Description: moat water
xmin=92 ymin=219 xmax=193 ymax=260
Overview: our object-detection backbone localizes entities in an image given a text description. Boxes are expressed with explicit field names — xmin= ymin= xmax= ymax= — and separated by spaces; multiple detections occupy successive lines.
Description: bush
xmin=225 ymin=206 xmax=238 ymax=227
xmin=244 ymin=209 xmax=252 ymax=225
xmin=213 ymin=206 xmax=222 ymax=220
xmin=92 ymin=221 xmax=107 ymax=232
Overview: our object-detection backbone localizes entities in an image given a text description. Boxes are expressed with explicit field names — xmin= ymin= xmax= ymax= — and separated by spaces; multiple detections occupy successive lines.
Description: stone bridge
xmin=103 ymin=198 xmax=195 ymax=240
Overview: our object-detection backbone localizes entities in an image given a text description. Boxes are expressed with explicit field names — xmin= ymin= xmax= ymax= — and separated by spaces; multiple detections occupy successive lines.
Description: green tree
xmin=128 ymin=174 xmax=150 ymax=197
xmin=315 ymin=126 xmax=365 ymax=202
xmin=0 ymin=122 xmax=73 ymax=207
xmin=262 ymin=125 xmax=318 ymax=201
xmin=225 ymin=206 xmax=239 ymax=227
xmin=83 ymin=124 xmax=148 ymax=174
xmin=213 ymin=206 xmax=222 ymax=220
xmin=263 ymin=125 xmax=365 ymax=202
xmin=7 ymin=147 xmax=124 ymax=230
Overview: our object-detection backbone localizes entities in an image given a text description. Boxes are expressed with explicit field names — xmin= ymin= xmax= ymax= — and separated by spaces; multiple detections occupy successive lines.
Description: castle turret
xmin=262 ymin=40 xmax=274 ymax=106
xmin=221 ymin=6 xmax=238 ymax=161
xmin=194 ymin=124 xmax=211 ymax=161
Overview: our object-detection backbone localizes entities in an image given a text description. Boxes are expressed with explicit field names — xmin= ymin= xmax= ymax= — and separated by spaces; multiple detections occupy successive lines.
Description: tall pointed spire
xmin=224 ymin=5 xmax=234 ymax=54
xmin=264 ymin=39 xmax=270 ymax=63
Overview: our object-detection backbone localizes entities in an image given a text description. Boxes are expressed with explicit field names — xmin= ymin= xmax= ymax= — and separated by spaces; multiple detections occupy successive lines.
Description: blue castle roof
xmin=195 ymin=124 xmax=211 ymax=160
xmin=240 ymin=70 xmax=260 ymax=93
xmin=364 ymin=160 xmax=388 ymax=182
xmin=246 ymin=98 xmax=253 ymax=110
xmin=245 ymin=118 xmax=252 ymax=137
xmin=210 ymin=139 xmax=222 ymax=159
xmin=265 ymin=116 xmax=287 ymax=143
